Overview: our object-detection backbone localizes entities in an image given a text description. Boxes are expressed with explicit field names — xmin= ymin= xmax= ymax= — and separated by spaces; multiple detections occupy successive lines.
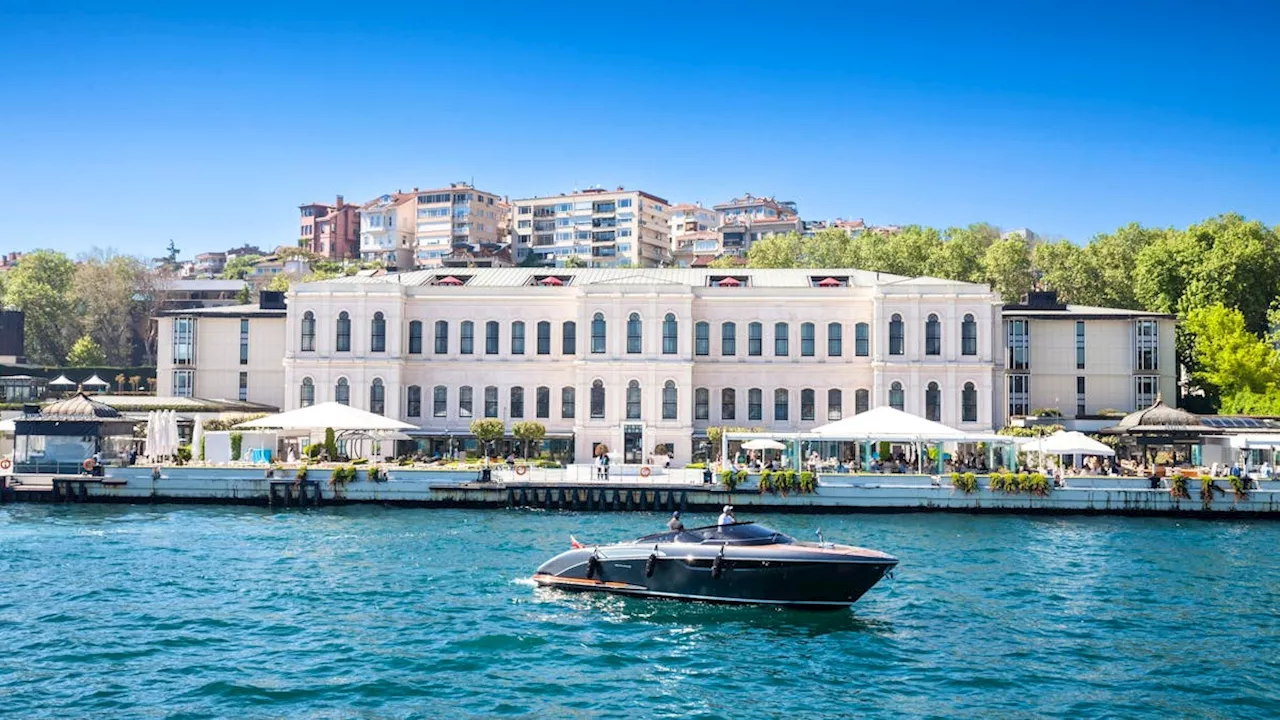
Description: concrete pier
xmin=2 ymin=466 xmax=1278 ymax=517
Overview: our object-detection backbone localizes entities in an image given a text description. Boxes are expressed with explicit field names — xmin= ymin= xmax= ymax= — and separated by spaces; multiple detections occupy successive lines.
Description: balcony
xmin=593 ymin=203 xmax=616 ymax=214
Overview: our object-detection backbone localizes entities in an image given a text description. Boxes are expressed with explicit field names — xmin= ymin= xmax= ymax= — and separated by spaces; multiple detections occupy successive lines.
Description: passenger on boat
xmin=717 ymin=505 xmax=736 ymax=526
xmin=667 ymin=511 xmax=685 ymax=532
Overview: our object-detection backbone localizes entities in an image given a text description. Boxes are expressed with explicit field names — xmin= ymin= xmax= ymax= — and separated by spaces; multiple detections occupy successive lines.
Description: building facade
xmin=511 ymin=188 xmax=672 ymax=267
xmin=1002 ymin=292 xmax=1176 ymax=420
xmin=670 ymin=203 xmax=722 ymax=267
xmin=299 ymin=196 xmax=360 ymax=261
xmin=409 ymin=183 xmax=507 ymax=269
xmin=713 ymin=193 xmax=804 ymax=258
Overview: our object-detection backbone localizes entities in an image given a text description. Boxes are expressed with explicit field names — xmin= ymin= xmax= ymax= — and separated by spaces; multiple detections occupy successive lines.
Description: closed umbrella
xmin=191 ymin=417 xmax=204 ymax=463
xmin=143 ymin=411 xmax=156 ymax=460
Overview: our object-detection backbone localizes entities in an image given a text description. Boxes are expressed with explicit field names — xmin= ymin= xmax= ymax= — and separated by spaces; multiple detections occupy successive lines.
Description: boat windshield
xmin=635 ymin=522 xmax=795 ymax=546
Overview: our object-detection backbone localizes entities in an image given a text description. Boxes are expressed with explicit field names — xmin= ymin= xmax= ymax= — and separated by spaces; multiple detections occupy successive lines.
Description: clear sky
xmin=1 ymin=0 xmax=1277 ymax=259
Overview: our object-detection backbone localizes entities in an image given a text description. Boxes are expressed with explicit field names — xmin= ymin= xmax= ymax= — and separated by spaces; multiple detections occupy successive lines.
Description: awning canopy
xmin=1019 ymin=430 xmax=1115 ymax=456
xmin=233 ymin=402 xmax=417 ymax=432
xmin=1229 ymin=434 xmax=1280 ymax=450
xmin=741 ymin=438 xmax=786 ymax=450
xmin=807 ymin=406 xmax=969 ymax=441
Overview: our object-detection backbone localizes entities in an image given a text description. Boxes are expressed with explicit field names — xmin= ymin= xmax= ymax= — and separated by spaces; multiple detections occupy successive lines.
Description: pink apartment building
xmin=298 ymin=195 xmax=360 ymax=261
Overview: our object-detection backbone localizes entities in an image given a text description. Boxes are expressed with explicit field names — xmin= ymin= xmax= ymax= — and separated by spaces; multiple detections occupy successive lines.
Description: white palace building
xmin=156 ymin=268 xmax=1176 ymax=465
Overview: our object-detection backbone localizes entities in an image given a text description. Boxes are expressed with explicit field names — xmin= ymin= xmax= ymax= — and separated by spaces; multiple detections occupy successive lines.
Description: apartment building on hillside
xmin=670 ymin=203 xmax=722 ymax=267
xmin=299 ymin=196 xmax=360 ymax=261
xmin=360 ymin=192 xmax=416 ymax=270
xmin=410 ymin=183 xmax=507 ymax=268
xmin=512 ymin=187 xmax=671 ymax=268
xmin=714 ymin=194 xmax=803 ymax=257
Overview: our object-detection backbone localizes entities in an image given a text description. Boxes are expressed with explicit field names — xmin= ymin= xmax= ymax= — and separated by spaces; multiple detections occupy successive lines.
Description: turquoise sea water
xmin=0 ymin=505 xmax=1276 ymax=719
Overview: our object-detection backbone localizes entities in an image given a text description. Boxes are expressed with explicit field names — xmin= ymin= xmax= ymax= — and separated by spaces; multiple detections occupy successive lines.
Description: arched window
xmin=962 ymin=382 xmax=978 ymax=422
xmin=774 ymin=322 xmax=789 ymax=356
xmin=408 ymin=320 xmax=423 ymax=354
xmin=370 ymin=378 xmax=385 ymax=415
xmin=536 ymin=386 xmax=550 ymax=418
xmin=662 ymin=313 xmax=678 ymax=355
xmin=774 ymin=388 xmax=789 ymax=421
xmin=435 ymin=385 xmax=449 ymax=417
xmin=434 ymin=320 xmax=449 ymax=354
xmin=721 ymin=388 xmax=736 ymax=420
xmin=590 ymin=380 xmax=605 ymax=418
xmin=591 ymin=313 xmax=606 ymax=354
xmin=407 ymin=385 xmax=421 ymax=417
xmin=335 ymin=311 xmax=351 ymax=352
xmin=694 ymin=387 xmax=709 ymax=420
xmin=748 ymin=388 xmax=762 ymax=420
xmin=662 ymin=381 xmax=678 ymax=419
xmin=827 ymin=322 xmax=842 ymax=357
xmin=457 ymin=386 xmax=471 ymax=418
xmin=483 ymin=386 xmax=498 ymax=418
xmin=889 ymin=381 xmax=904 ymax=411
xmin=335 ymin=377 xmax=350 ymax=405
xmin=827 ymin=389 xmax=842 ymax=421
xmin=855 ymin=388 xmax=870 ymax=414
xmin=962 ymin=314 xmax=977 ymax=356
xmin=562 ymin=321 xmax=576 ymax=355
xmin=889 ymin=314 xmax=903 ymax=355
xmin=801 ymin=322 xmax=815 ymax=357
xmin=748 ymin=322 xmax=763 ymax=356
xmin=536 ymin=321 xmax=551 ymax=355
xmin=800 ymin=388 xmax=815 ymax=421
xmin=925 ymin=381 xmax=940 ymax=421
xmin=300 ymin=377 xmax=314 ymax=407
xmin=300 ymin=311 xmax=316 ymax=352
xmin=562 ymin=386 xmax=576 ymax=419
xmin=511 ymin=321 xmax=525 ymax=355
xmin=627 ymin=380 xmax=641 ymax=419
xmin=460 ymin=321 xmax=474 ymax=355
xmin=855 ymin=322 xmax=870 ymax=357
xmin=695 ymin=322 xmax=710 ymax=356
xmin=925 ymin=314 xmax=941 ymax=356
xmin=722 ymin=321 xmax=737 ymax=356
xmin=485 ymin=320 xmax=499 ymax=354
xmin=371 ymin=312 xmax=386 ymax=352
xmin=510 ymin=386 xmax=524 ymax=418
xmin=627 ymin=313 xmax=642 ymax=354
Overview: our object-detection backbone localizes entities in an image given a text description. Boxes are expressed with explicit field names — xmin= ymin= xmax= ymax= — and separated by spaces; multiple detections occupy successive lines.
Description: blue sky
xmin=1 ymin=0 xmax=1277 ymax=259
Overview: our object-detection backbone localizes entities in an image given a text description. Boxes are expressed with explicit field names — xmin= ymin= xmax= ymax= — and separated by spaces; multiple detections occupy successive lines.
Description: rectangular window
xmin=486 ymin=321 xmax=499 ymax=355
xmin=775 ymin=323 xmax=789 ymax=356
xmin=434 ymin=321 xmax=449 ymax=354
xmin=855 ymin=323 xmax=869 ymax=357
xmin=409 ymin=322 xmax=423 ymax=354
xmin=561 ymin=387 xmax=575 ymax=419
xmin=749 ymin=323 xmax=762 ymax=356
xmin=722 ymin=323 xmax=736 ymax=356
xmin=1077 ymin=376 xmax=1086 ymax=417
xmin=460 ymin=322 xmax=474 ymax=355
xmin=434 ymin=386 xmax=448 ymax=417
xmin=1135 ymin=375 xmax=1159 ymax=409
xmin=173 ymin=369 xmax=194 ymax=397
xmin=695 ymin=323 xmax=709 ymax=356
xmin=801 ymin=389 xmax=814 ymax=421
xmin=537 ymin=322 xmax=551 ymax=355
xmin=1076 ymin=321 xmax=1085 ymax=370
xmin=238 ymin=371 xmax=247 ymax=401
xmin=172 ymin=317 xmax=195 ymax=366
xmin=536 ymin=387 xmax=550 ymax=419
xmin=721 ymin=389 xmax=736 ymax=420
xmin=774 ymin=389 xmax=789 ymax=421
xmin=562 ymin=322 xmax=576 ymax=355
xmin=484 ymin=387 xmax=498 ymax=418
xmin=1007 ymin=319 xmax=1029 ymax=370
xmin=695 ymin=388 xmax=709 ymax=420
xmin=1135 ymin=320 xmax=1159 ymax=371
xmin=511 ymin=322 xmax=525 ymax=355
xmin=827 ymin=323 xmax=842 ymax=357
xmin=801 ymin=323 xmax=815 ymax=357
xmin=407 ymin=387 xmax=422 ymax=417
xmin=1008 ymin=374 xmax=1030 ymax=417
xmin=239 ymin=318 xmax=249 ymax=365
xmin=510 ymin=387 xmax=524 ymax=418
xmin=458 ymin=386 xmax=472 ymax=418
xmin=748 ymin=389 xmax=762 ymax=421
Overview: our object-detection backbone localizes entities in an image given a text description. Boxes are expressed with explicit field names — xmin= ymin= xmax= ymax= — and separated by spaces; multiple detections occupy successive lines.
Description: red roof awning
xmin=438 ymin=276 xmax=463 ymax=286
xmin=716 ymin=277 xmax=742 ymax=287
xmin=817 ymin=277 xmax=842 ymax=287
xmin=539 ymin=276 xmax=564 ymax=286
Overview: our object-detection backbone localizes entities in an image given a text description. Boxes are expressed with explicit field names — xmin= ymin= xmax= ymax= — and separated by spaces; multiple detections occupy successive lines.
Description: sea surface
xmin=0 ymin=505 xmax=1276 ymax=719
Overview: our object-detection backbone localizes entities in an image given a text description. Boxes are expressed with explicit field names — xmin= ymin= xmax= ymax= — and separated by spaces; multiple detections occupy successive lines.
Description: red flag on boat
xmin=570 ymin=536 xmax=584 ymax=549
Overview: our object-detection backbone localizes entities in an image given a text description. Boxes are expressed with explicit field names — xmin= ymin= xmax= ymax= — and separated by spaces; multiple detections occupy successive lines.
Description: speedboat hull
xmin=533 ymin=539 xmax=896 ymax=609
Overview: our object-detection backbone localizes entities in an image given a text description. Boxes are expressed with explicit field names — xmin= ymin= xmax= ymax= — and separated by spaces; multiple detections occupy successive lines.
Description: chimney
xmin=336 ymin=195 xmax=344 ymax=209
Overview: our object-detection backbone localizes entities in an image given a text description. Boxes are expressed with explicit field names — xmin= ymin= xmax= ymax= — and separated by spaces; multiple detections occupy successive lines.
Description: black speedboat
xmin=532 ymin=522 xmax=897 ymax=609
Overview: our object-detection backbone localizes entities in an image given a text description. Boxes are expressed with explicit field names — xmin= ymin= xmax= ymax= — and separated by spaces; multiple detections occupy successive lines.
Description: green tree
xmin=984 ymin=235 xmax=1035 ymax=302
xmin=3 ymin=249 xmax=79 ymax=364
xmin=562 ymin=256 xmax=586 ymax=269
xmin=745 ymin=232 xmax=804 ymax=268
xmin=236 ymin=283 xmax=252 ymax=304
xmin=806 ymin=228 xmax=861 ymax=268
xmin=66 ymin=335 xmax=107 ymax=366
xmin=72 ymin=250 xmax=149 ymax=365
xmin=925 ymin=224 xmax=995 ymax=283
xmin=470 ymin=419 xmax=506 ymax=459
xmin=1077 ymin=223 xmax=1166 ymax=308
xmin=221 ymin=254 xmax=263 ymax=280
xmin=324 ymin=427 xmax=338 ymax=459
xmin=1032 ymin=240 xmax=1089 ymax=301
xmin=872 ymin=225 xmax=942 ymax=276
xmin=511 ymin=420 xmax=546 ymax=459
xmin=1183 ymin=304 xmax=1280 ymax=413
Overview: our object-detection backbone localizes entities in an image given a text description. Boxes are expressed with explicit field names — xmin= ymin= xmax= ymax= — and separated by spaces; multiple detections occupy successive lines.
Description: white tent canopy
xmin=1020 ymin=430 xmax=1115 ymax=456
xmin=48 ymin=375 xmax=75 ymax=387
xmin=234 ymin=402 xmax=416 ymax=432
xmin=808 ymin=406 xmax=970 ymax=442
xmin=741 ymin=439 xmax=786 ymax=450
xmin=82 ymin=374 xmax=109 ymax=387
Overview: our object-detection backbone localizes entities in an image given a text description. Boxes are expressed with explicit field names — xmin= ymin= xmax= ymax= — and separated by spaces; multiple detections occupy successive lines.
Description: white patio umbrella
xmin=1019 ymin=431 xmax=1115 ymax=456
xmin=143 ymin=410 xmax=156 ymax=460
xmin=167 ymin=411 xmax=181 ymax=457
xmin=741 ymin=439 xmax=786 ymax=451
xmin=191 ymin=416 xmax=204 ymax=462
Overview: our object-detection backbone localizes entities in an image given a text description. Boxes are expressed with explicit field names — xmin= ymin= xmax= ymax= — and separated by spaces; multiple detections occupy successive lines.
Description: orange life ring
xmin=639 ymin=466 xmax=651 ymax=478
xmin=0 ymin=458 xmax=10 ymax=470
xmin=83 ymin=458 xmax=97 ymax=472
xmin=515 ymin=464 xmax=528 ymax=475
